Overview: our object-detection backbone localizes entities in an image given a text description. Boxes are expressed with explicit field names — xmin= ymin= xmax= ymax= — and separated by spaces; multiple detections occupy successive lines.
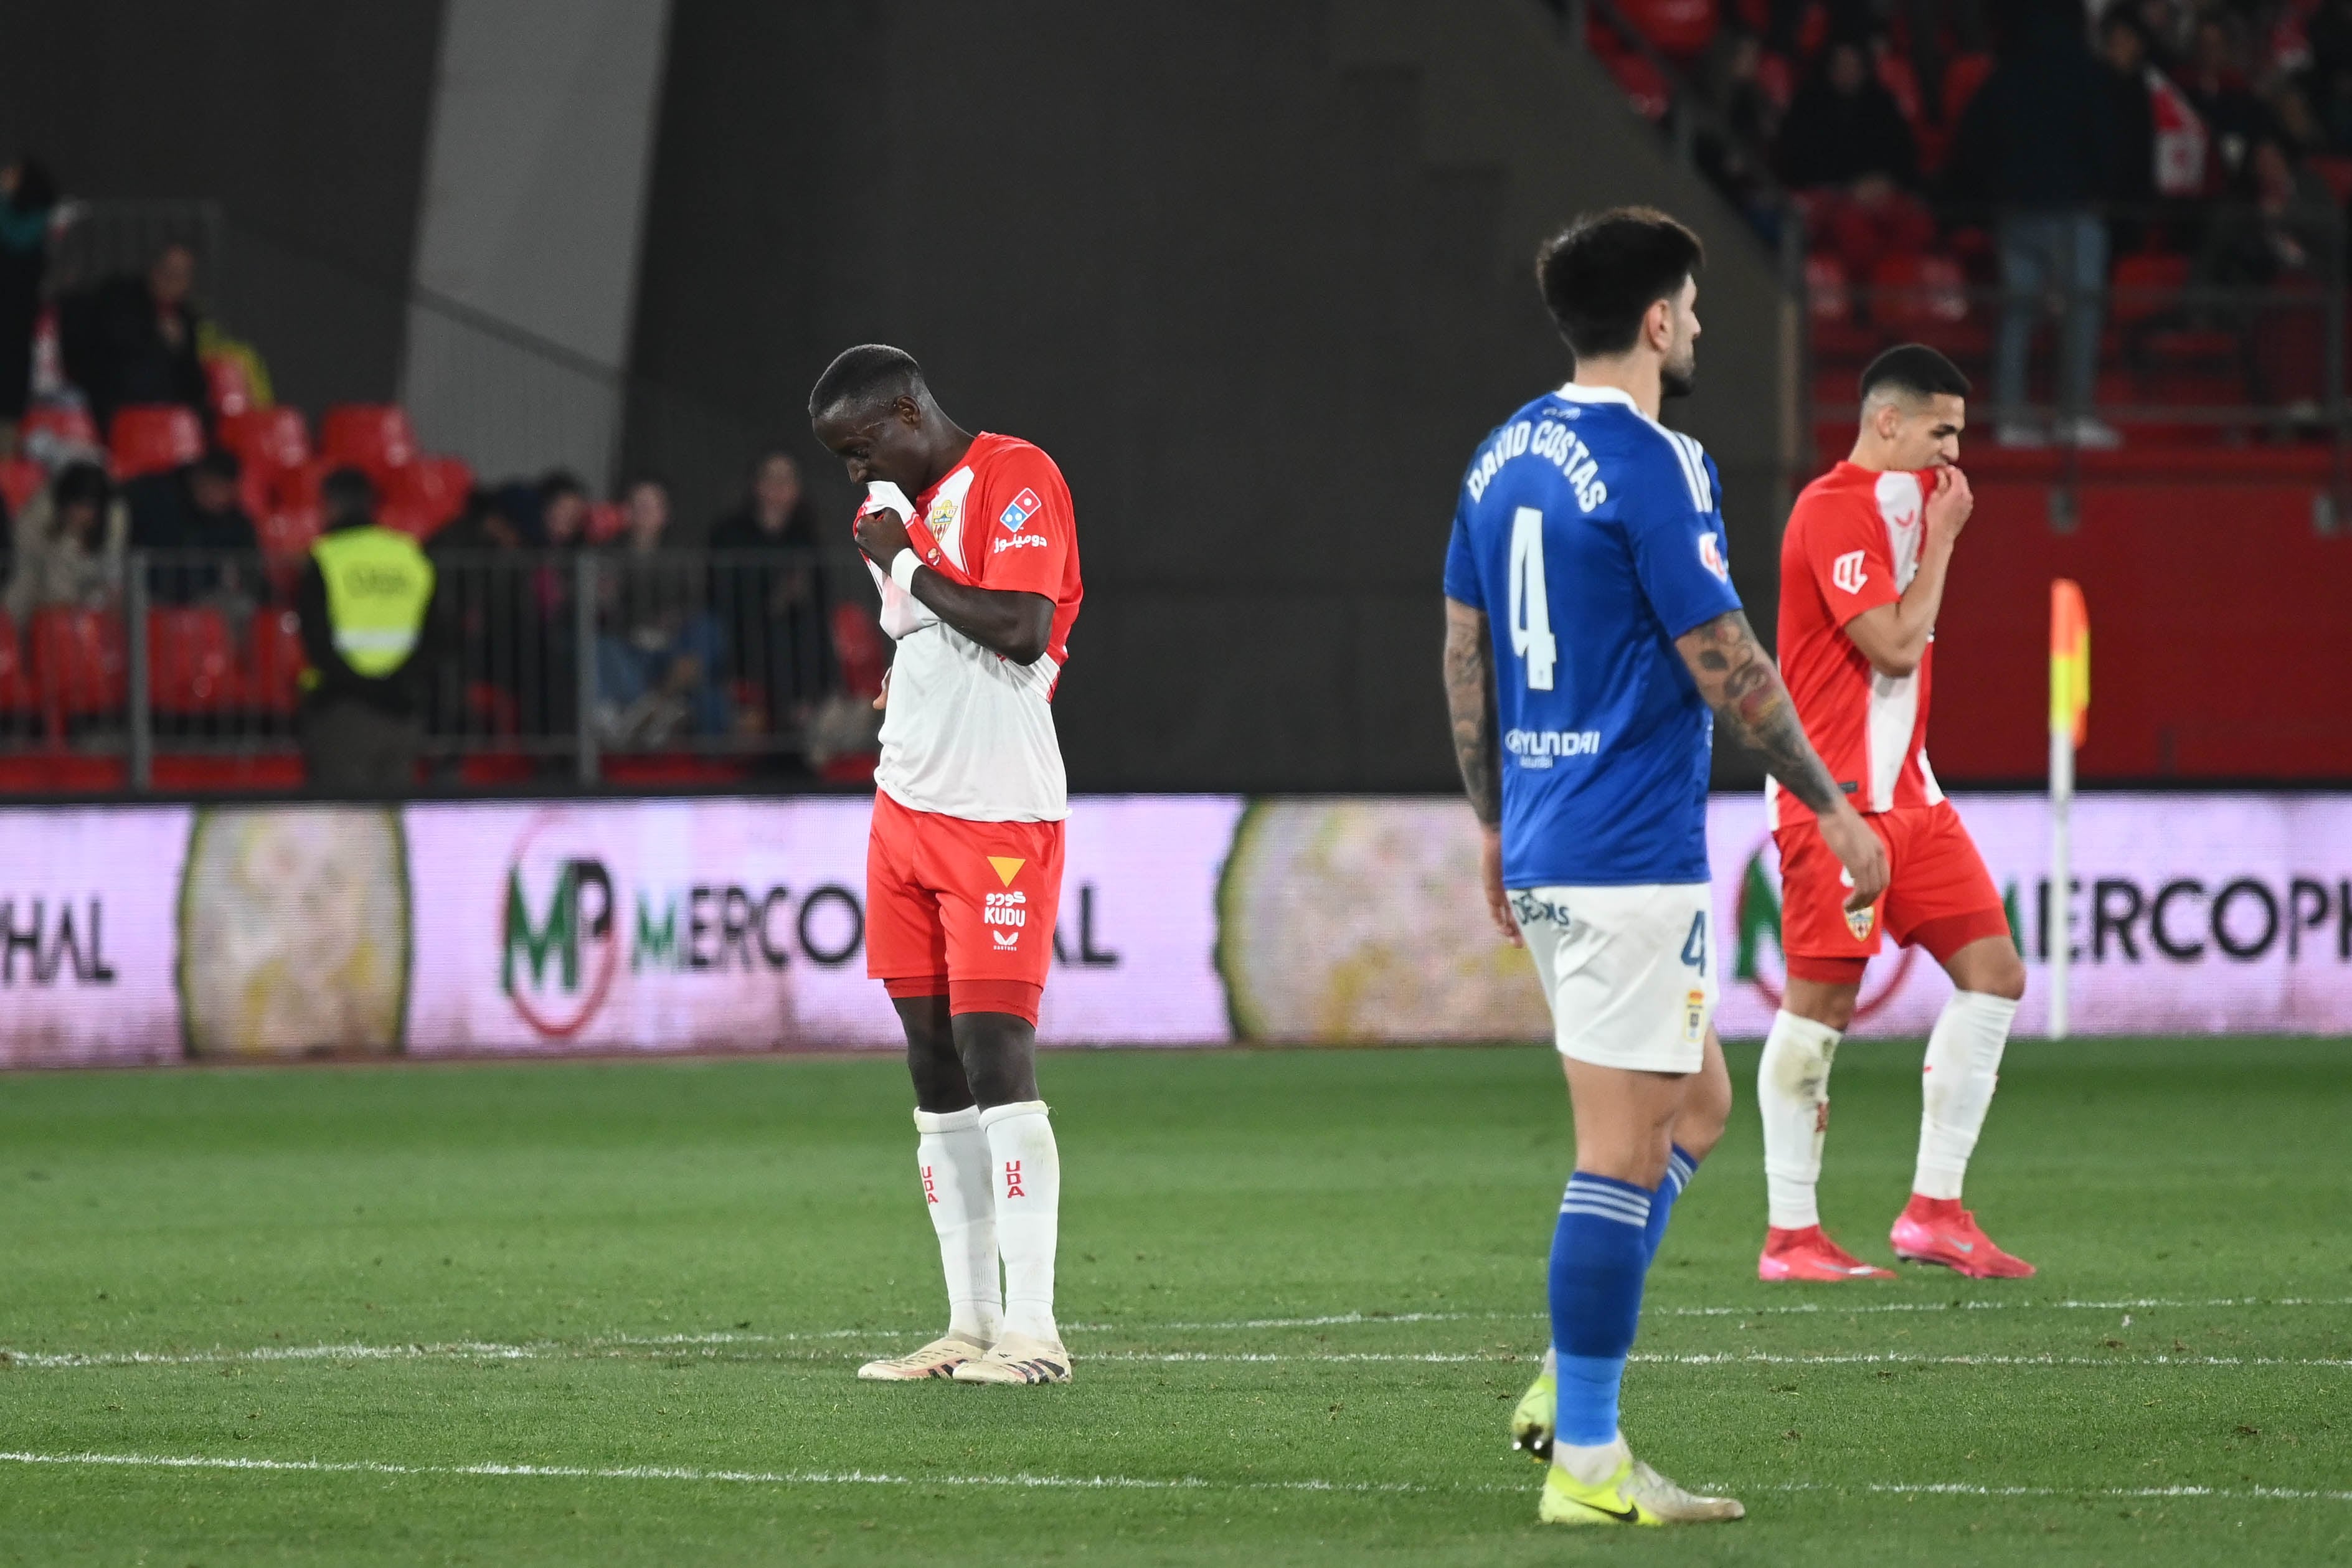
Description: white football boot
xmin=856 ymin=1331 xmax=991 ymax=1381
xmin=948 ymin=1330 xmax=1072 ymax=1384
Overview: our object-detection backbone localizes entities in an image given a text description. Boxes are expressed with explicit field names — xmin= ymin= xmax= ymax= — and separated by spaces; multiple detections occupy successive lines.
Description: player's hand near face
xmin=852 ymin=504 xmax=914 ymax=568
xmin=1924 ymin=465 xmax=1973 ymax=550
xmin=1480 ymin=823 xmax=1523 ymax=947
xmin=1816 ymin=802 xmax=1890 ymax=912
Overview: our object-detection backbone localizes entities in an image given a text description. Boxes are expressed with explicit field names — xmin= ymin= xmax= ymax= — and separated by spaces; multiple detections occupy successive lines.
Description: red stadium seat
xmin=246 ymin=608 xmax=307 ymax=715
xmin=2110 ymin=252 xmax=2189 ymax=326
xmin=831 ymin=604 xmax=889 ymax=699
xmin=20 ymin=404 xmax=98 ymax=450
xmin=466 ymin=681 xmax=521 ymax=737
xmin=380 ymin=500 xmax=443 ymax=540
xmin=28 ymin=607 xmax=127 ymax=720
xmin=387 ymin=454 xmax=473 ymax=528
xmin=146 ymin=607 xmax=240 ymax=714
xmin=0 ymin=612 xmax=26 ymax=714
xmin=585 ymin=501 xmax=627 ymax=543
xmin=1805 ymin=253 xmax=1852 ymax=321
xmin=1942 ymin=52 xmax=1995 ymax=126
xmin=1868 ymin=253 xmax=1970 ymax=331
xmin=258 ymin=506 xmax=323 ymax=559
xmin=1597 ymin=44 xmax=1672 ymax=121
xmin=109 ymin=405 xmax=204 ymax=478
xmin=203 ymin=354 xmax=255 ymax=418
xmin=219 ymin=406 xmax=312 ymax=472
xmin=319 ymin=404 xmax=418 ymax=476
xmin=1613 ymin=0 xmax=1717 ymax=58
xmin=258 ymin=508 xmax=322 ymax=598
xmin=0 ymin=456 xmax=43 ymax=514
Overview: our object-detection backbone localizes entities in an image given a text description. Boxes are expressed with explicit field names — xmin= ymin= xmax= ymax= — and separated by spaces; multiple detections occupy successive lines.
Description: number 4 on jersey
xmin=1508 ymin=506 xmax=1556 ymax=691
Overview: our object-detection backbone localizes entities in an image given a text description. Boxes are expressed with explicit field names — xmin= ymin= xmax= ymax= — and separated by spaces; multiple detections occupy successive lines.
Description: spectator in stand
xmin=2309 ymin=0 xmax=2352 ymax=151
xmin=0 ymin=158 xmax=59 ymax=456
xmin=125 ymin=446 xmax=261 ymax=607
xmin=595 ymin=476 xmax=728 ymax=745
xmin=1950 ymin=0 xmax=2122 ymax=448
xmin=4 ymin=460 xmax=124 ymax=623
xmin=1775 ymin=35 xmax=1933 ymax=273
xmin=2198 ymin=135 xmax=2340 ymax=402
xmin=294 ymin=467 xmax=438 ymax=793
xmin=2179 ymin=12 xmax=2274 ymax=186
xmin=59 ymin=240 xmax=207 ymax=436
xmin=2100 ymin=9 xmax=2161 ymax=251
xmin=539 ymin=468 xmax=589 ymax=549
xmin=1777 ymin=37 xmax=1921 ymax=191
xmin=1696 ymin=27 xmax=1786 ymax=234
xmin=709 ymin=449 xmax=833 ymax=735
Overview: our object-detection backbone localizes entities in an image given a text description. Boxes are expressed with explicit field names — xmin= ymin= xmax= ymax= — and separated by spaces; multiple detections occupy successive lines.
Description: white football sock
xmin=980 ymin=1100 xmax=1061 ymax=1343
xmin=1914 ymin=991 xmax=2018 ymax=1201
xmin=912 ymin=1107 xmax=1001 ymax=1343
xmin=1554 ymin=1433 xmax=1631 ymax=1488
xmin=1758 ymin=1009 xmax=1842 ymax=1230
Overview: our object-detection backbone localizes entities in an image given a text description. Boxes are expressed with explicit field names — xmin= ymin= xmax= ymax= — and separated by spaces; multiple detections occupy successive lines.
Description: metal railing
xmin=0 ymin=548 xmax=852 ymax=790
xmin=1808 ymin=201 xmax=2351 ymax=495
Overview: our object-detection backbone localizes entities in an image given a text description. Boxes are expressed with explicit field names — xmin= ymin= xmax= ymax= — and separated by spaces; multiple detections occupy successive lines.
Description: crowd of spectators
xmin=1619 ymin=0 xmax=2352 ymax=443
xmin=0 ymin=160 xmax=853 ymax=777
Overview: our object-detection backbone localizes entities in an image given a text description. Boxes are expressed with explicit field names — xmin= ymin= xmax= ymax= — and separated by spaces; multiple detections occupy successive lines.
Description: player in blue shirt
xmin=1442 ymin=208 xmax=1887 ymax=1528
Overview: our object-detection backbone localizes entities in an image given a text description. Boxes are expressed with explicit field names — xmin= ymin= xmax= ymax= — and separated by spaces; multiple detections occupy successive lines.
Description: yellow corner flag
xmin=2049 ymin=579 xmax=2089 ymax=746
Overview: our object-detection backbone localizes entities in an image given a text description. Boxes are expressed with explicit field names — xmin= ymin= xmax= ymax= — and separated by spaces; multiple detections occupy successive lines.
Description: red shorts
xmin=866 ymin=790 xmax=1065 ymax=1023
xmin=1774 ymin=799 xmax=2009 ymax=985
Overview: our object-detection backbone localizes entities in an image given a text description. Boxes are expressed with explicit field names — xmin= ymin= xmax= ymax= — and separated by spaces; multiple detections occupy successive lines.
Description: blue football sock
xmin=1548 ymin=1171 xmax=1653 ymax=1447
xmin=1643 ymin=1143 xmax=1701 ymax=1265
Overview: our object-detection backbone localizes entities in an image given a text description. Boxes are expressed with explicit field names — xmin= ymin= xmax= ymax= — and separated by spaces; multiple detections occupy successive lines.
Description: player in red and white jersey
xmin=810 ymin=344 xmax=1084 ymax=1386
xmin=1757 ymin=345 xmax=2033 ymax=1283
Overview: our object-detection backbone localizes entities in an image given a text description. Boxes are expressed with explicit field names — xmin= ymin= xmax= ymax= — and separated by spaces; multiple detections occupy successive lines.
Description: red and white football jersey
xmin=863 ymin=432 xmax=1084 ymax=823
xmin=1767 ymin=461 xmax=1945 ymax=827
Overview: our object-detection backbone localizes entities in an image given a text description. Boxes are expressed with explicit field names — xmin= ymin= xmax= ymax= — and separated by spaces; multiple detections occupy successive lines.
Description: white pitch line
xmin=7 ymin=1296 xmax=2343 ymax=1372
xmin=6 ymin=1339 xmax=2347 ymax=1374
xmin=0 ymin=1449 xmax=1461 ymax=1496
xmin=1750 ymin=1480 xmax=2352 ymax=1503
xmin=1 ymin=1451 xmax=2345 ymax=1507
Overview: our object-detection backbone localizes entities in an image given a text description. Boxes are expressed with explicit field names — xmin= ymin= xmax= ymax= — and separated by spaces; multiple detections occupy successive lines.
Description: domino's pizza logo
xmin=998 ymin=488 xmax=1043 ymax=532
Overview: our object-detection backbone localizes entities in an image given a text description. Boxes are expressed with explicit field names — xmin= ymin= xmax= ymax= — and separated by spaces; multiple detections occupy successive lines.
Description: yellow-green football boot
xmin=1539 ymin=1443 xmax=1745 ymax=1526
xmin=1508 ymin=1362 xmax=1556 ymax=1462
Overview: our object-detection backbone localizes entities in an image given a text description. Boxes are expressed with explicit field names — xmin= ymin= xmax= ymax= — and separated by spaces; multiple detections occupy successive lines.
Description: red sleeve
xmin=971 ymin=446 xmax=1073 ymax=598
xmin=1799 ymin=482 xmax=1903 ymax=628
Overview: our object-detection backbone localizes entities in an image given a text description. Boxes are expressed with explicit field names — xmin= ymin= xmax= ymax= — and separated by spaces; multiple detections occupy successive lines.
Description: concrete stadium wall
xmin=624 ymin=0 xmax=1793 ymax=791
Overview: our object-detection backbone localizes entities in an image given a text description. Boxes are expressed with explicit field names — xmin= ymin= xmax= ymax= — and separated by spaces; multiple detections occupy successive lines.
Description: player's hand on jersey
xmin=873 ymin=666 xmax=890 ymax=712
xmin=1478 ymin=825 xmax=1523 ymax=947
xmin=1925 ymin=465 xmax=1973 ymax=549
xmin=853 ymin=504 xmax=914 ymax=569
xmin=1818 ymin=803 xmax=1890 ymax=912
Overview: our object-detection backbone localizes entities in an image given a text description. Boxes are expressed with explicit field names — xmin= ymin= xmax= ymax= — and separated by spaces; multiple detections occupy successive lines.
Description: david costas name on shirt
xmin=1464 ymin=414 xmax=1610 ymax=513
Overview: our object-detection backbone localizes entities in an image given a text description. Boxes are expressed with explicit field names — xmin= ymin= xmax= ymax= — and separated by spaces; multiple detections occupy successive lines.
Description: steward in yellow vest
xmin=293 ymin=466 xmax=438 ymax=792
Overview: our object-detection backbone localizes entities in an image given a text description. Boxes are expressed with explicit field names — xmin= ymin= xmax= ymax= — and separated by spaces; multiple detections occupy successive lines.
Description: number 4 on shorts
xmin=1681 ymin=911 xmax=1707 ymax=974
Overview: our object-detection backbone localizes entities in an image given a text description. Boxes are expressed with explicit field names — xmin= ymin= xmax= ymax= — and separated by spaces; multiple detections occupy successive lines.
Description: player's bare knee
xmin=1947 ymin=936 xmax=2028 ymax=1002
xmin=1785 ymin=978 xmax=1859 ymax=1033
xmin=952 ymin=1011 xmax=1040 ymax=1108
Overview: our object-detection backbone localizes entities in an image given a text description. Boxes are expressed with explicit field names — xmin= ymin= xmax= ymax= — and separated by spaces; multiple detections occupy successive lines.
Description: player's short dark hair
xmin=808 ymin=344 xmax=926 ymax=421
xmin=1859 ymin=344 xmax=1970 ymax=404
xmin=1534 ymin=209 xmax=1706 ymax=359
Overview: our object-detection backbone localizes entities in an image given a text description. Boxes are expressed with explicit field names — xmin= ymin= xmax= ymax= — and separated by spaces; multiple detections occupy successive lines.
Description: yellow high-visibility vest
xmin=311 ymin=526 xmax=435 ymax=678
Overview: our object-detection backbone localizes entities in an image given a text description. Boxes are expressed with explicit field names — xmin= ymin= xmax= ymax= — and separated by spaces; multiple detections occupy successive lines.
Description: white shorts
xmin=1508 ymin=882 xmax=1717 ymax=1073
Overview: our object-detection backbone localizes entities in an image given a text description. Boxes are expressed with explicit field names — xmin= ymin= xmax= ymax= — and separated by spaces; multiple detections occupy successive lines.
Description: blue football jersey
xmin=1442 ymin=382 xmax=1743 ymax=887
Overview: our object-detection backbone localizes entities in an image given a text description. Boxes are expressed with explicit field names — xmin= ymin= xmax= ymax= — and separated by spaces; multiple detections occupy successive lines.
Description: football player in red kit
xmin=810 ymin=344 xmax=1085 ymax=1382
xmin=1757 ymin=344 xmax=2034 ymax=1283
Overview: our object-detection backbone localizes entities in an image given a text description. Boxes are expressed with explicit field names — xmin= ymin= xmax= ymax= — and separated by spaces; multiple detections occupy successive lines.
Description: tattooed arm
xmin=1674 ymin=609 xmax=1889 ymax=908
xmin=1443 ymin=597 xmax=1520 ymax=944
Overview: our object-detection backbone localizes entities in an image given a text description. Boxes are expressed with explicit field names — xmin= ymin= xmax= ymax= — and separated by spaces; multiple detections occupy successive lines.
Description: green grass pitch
xmin=0 ymin=1037 xmax=2345 ymax=1566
